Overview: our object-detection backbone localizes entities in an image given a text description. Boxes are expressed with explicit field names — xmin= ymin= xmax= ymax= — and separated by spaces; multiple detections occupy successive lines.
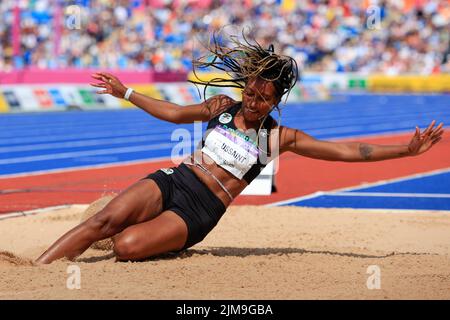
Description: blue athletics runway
xmin=0 ymin=93 xmax=449 ymax=213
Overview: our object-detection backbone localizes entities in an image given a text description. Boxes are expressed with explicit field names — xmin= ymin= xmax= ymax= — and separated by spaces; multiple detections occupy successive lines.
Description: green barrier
xmin=348 ymin=78 xmax=367 ymax=89
xmin=78 ymin=89 xmax=95 ymax=105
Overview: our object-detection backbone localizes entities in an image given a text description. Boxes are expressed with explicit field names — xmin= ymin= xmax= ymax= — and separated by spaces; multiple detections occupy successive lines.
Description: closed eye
xmin=244 ymin=90 xmax=272 ymax=105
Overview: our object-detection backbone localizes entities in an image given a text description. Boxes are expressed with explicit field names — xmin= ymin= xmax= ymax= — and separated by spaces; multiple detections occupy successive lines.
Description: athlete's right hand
xmin=90 ymin=72 xmax=128 ymax=99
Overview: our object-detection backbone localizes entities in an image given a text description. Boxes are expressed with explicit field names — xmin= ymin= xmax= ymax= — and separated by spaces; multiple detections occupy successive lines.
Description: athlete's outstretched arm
xmin=90 ymin=72 xmax=235 ymax=124
xmin=279 ymin=120 xmax=444 ymax=162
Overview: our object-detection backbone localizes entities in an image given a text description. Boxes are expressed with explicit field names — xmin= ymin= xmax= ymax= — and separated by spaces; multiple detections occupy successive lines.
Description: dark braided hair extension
xmin=189 ymin=29 xmax=299 ymax=105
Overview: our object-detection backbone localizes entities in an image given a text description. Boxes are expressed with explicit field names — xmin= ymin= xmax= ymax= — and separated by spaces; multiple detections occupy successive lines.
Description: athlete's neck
xmin=236 ymin=109 xmax=265 ymax=131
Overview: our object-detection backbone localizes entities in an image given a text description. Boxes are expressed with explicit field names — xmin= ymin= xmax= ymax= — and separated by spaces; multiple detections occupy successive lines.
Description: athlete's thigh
xmin=112 ymin=210 xmax=188 ymax=261
xmin=95 ymin=178 xmax=164 ymax=228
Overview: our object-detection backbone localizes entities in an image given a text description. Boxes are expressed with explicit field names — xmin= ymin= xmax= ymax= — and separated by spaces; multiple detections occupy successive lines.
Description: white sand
xmin=1 ymin=205 xmax=449 ymax=299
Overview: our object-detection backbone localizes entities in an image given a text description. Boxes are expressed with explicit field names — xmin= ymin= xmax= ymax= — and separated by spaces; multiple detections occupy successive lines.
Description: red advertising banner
xmin=33 ymin=89 xmax=54 ymax=108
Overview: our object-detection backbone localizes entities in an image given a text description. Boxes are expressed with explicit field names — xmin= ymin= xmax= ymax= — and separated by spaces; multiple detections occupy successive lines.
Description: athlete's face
xmin=242 ymin=77 xmax=280 ymax=122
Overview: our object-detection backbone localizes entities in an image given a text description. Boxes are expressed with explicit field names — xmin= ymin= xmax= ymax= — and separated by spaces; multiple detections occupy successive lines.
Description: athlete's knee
xmin=113 ymin=233 xmax=140 ymax=261
xmin=85 ymin=204 xmax=128 ymax=237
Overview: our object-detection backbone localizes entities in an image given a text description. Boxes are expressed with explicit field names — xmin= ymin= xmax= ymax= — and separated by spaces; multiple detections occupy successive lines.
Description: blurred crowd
xmin=0 ymin=0 xmax=449 ymax=74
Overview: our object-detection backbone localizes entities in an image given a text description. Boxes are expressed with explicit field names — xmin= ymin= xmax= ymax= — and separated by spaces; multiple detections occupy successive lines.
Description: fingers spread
xmin=422 ymin=120 xmax=436 ymax=135
xmin=428 ymin=123 xmax=444 ymax=138
xmin=90 ymin=83 xmax=106 ymax=88
xmin=432 ymin=128 xmax=444 ymax=138
xmin=431 ymin=137 xmax=442 ymax=146
xmin=104 ymin=72 xmax=115 ymax=79
xmin=91 ymin=73 xmax=110 ymax=84
xmin=415 ymin=126 xmax=420 ymax=136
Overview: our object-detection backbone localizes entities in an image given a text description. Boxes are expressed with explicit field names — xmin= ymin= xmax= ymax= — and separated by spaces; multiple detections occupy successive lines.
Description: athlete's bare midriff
xmin=183 ymin=150 xmax=249 ymax=208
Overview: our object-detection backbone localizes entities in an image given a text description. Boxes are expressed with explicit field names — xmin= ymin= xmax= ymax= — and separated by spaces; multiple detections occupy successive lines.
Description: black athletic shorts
xmin=143 ymin=163 xmax=227 ymax=250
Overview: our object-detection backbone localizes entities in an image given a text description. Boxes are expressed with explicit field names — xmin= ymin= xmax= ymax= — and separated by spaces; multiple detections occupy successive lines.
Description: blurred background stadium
xmin=1 ymin=0 xmax=449 ymax=73
xmin=0 ymin=0 xmax=449 ymax=214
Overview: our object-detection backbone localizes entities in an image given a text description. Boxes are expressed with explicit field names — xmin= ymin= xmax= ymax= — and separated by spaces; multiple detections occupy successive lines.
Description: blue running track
xmin=1 ymin=93 xmax=449 ymax=177
xmin=1 ymin=93 xmax=449 ymax=211
xmin=279 ymin=169 xmax=450 ymax=211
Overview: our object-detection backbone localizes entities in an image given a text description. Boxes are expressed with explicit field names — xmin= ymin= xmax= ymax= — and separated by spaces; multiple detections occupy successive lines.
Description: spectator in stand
xmin=0 ymin=0 xmax=448 ymax=74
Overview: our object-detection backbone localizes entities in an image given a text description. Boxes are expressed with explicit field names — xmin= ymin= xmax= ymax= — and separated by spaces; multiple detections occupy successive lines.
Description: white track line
xmin=328 ymin=192 xmax=450 ymax=198
xmin=0 ymin=130 xmax=426 ymax=178
xmin=0 ymin=155 xmax=183 ymax=179
xmin=0 ymin=135 xmax=170 ymax=153
xmin=267 ymin=167 xmax=450 ymax=206
xmin=0 ymin=142 xmax=192 ymax=165
xmin=0 ymin=129 xmax=174 ymax=144
xmin=0 ymin=204 xmax=86 ymax=221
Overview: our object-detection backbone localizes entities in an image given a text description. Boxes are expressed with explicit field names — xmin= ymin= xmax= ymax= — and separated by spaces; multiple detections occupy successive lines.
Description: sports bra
xmin=199 ymin=102 xmax=274 ymax=184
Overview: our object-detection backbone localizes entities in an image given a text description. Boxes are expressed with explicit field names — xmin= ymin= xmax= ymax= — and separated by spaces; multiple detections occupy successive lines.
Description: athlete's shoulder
xmin=277 ymin=125 xmax=296 ymax=135
xmin=276 ymin=125 xmax=312 ymax=151
xmin=204 ymin=95 xmax=238 ymax=119
xmin=268 ymin=116 xmax=278 ymax=129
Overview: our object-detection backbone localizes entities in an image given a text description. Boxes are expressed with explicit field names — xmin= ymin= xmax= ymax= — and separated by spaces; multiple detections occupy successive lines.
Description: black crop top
xmin=200 ymin=102 xmax=274 ymax=184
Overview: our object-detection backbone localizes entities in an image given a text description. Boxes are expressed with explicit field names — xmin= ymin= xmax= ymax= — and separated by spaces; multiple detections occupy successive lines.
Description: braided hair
xmin=189 ymin=30 xmax=299 ymax=104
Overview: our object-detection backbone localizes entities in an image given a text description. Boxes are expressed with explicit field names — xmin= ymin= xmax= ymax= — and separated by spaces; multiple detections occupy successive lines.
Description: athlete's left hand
xmin=408 ymin=120 xmax=444 ymax=156
xmin=90 ymin=72 xmax=127 ymax=99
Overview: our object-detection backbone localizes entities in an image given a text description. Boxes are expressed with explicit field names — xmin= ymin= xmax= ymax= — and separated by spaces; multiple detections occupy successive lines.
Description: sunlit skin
xmin=240 ymin=77 xmax=281 ymax=126
xmin=35 ymin=71 xmax=444 ymax=265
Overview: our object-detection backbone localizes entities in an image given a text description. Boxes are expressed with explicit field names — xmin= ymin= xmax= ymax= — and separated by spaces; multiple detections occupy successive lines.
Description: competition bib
xmin=202 ymin=125 xmax=259 ymax=179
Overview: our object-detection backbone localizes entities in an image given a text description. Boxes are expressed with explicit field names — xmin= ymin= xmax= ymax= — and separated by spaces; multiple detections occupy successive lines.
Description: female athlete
xmin=36 ymin=37 xmax=444 ymax=264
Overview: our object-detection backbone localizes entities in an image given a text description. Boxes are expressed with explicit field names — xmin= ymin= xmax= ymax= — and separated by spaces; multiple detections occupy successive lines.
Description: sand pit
xmin=1 ymin=204 xmax=449 ymax=300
